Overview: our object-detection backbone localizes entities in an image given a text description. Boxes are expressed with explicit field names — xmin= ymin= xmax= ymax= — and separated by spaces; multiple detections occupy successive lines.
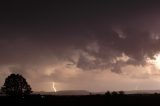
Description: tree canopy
xmin=1 ymin=74 xmax=32 ymax=96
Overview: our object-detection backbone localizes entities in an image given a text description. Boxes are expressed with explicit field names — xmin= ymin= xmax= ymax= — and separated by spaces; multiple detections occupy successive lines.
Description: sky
xmin=1 ymin=1 xmax=160 ymax=92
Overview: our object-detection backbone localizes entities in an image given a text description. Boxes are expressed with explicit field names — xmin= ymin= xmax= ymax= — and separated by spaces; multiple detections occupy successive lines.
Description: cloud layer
xmin=1 ymin=1 xmax=160 ymax=91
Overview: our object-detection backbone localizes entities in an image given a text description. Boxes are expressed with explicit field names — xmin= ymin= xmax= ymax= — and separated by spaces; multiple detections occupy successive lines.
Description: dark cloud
xmin=73 ymin=25 xmax=160 ymax=72
xmin=0 ymin=1 xmax=160 ymax=74
xmin=1 ymin=1 xmax=160 ymax=91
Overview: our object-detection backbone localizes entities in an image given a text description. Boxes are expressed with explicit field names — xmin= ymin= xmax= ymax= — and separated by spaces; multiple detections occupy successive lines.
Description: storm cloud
xmin=1 ymin=1 xmax=160 ymax=91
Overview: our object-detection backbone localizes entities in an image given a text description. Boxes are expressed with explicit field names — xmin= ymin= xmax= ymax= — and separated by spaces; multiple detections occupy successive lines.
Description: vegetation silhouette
xmin=111 ymin=91 xmax=118 ymax=96
xmin=105 ymin=91 xmax=111 ymax=96
xmin=1 ymin=73 xmax=32 ymax=96
xmin=118 ymin=91 xmax=125 ymax=95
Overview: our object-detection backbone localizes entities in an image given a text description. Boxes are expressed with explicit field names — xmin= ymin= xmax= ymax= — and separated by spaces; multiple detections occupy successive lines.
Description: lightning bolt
xmin=52 ymin=82 xmax=57 ymax=92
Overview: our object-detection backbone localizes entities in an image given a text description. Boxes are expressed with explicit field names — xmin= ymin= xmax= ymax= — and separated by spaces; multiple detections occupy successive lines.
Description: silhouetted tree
xmin=1 ymin=74 xmax=32 ymax=96
xmin=105 ymin=91 xmax=111 ymax=96
xmin=119 ymin=91 xmax=125 ymax=95
xmin=154 ymin=93 xmax=158 ymax=95
xmin=111 ymin=91 xmax=118 ymax=95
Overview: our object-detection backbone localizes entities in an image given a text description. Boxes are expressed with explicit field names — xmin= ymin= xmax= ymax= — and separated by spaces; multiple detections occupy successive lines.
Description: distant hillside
xmin=32 ymin=90 xmax=160 ymax=96
xmin=55 ymin=90 xmax=91 ymax=95
xmin=33 ymin=90 xmax=91 ymax=95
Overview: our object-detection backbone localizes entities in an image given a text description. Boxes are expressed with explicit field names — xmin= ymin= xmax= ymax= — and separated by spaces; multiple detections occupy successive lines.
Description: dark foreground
xmin=1 ymin=94 xmax=160 ymax=106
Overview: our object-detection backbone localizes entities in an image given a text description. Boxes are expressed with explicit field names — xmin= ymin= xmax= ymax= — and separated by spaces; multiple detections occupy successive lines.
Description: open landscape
xmin=1 ymin=1 xmax=160 ymax=105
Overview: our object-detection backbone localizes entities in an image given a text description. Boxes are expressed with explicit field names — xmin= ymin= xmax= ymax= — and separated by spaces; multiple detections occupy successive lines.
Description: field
xmin=0 ymin=94 xmax=160 ymax=105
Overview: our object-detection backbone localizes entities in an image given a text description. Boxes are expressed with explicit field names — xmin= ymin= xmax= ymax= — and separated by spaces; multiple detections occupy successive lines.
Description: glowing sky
xmin=1 ymin=1 xmax=160 ymax=92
